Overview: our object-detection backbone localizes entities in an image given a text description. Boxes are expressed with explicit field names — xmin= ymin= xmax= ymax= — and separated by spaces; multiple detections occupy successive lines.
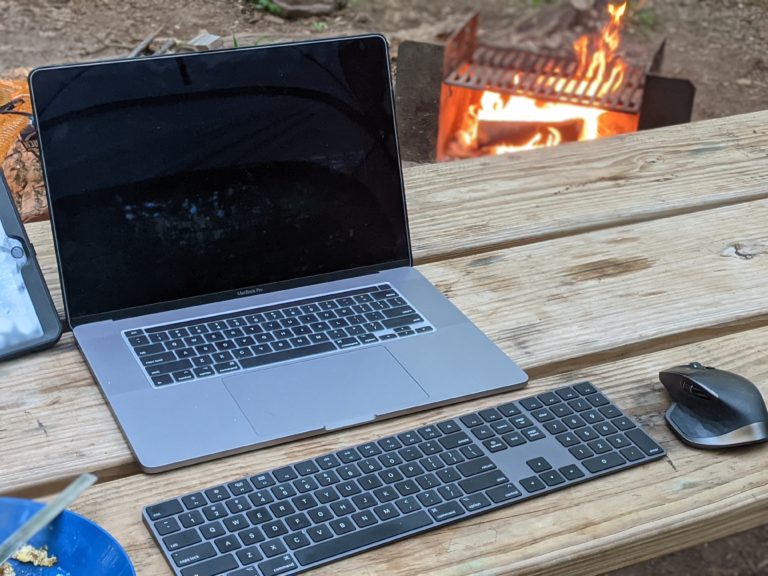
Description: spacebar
xmin=239 ymin=342 xmax=337 ymax=368
xmin=295 ymin=511 xmax=431 ymax=566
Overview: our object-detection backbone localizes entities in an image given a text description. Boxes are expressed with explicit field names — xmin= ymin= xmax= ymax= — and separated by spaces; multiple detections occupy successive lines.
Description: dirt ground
xmin=1 ymin=0 xmax=767 ymax=574
xmin=0 ymin=0 xmax=766 ymax=120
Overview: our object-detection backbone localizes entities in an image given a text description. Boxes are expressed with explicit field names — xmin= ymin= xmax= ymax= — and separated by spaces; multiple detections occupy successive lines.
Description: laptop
xmin=29 ymin=35 xmax=528 ymax=472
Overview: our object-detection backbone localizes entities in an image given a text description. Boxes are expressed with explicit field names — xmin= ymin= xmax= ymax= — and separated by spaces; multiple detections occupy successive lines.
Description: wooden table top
xmin=2 ymin=110 xmax=768 ymax=575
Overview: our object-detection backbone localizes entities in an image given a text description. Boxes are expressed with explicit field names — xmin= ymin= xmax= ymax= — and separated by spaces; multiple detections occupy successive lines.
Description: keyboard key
xmin=172 ymin=542 xmax=216 ymax=567
xmin=583 ymin=452 xmax=626 ymax=473
xmin=523 ymin=427 xmax=545 ymax=441
xmin=237 ymin=546 xmax=263 ymax=564
xmin=163 ymin=528 xmax=201 ymax=551
xmin=260 ymin=539 xmax=287 ymax=558
xmin=520 ymin=397 xmax=543 ymax=411
xmin=428 ymin=501 xmax=464 ymax=522
xmin=600 ymin=405 xmax=623 ymax=418
xmin=482 ymin=438 xmax=506 ymax=452
xmin=526 ymin=457 xmax=552 ymax=473
xmin=147 ymin=499 xmax=183 ymax=520
xmin=285 ymin=532 xmax=311 ymax=550
xmin=259 ymin=554 xmax=298 ymax=576
xmin=569 ymin=445 xmax=595 ymax=460
xmin=519 ymin=476 xmax=546 ymax=493
xmin=625 ymin=428 xmax=664 ymax=456
xmin=607 ymin=433 xmax=632 ymax=449
xmin=621 ymin=446 xmax=645 ymax=462
xmin=612 ymin=416 xmax=636 ymax=431
xmin=240 ymin=342 xmax=336 ymax=368
xmin=556 ymin=432 xmax=579 ymax=447
xmin=573 ymin=382 xmax=598 ymax=396
xmin=537 ymin=392 xmax=561 ymax=406
xmin=460 ymin=413 xmax=483 ymax=427
xmin=457 ymin=457 xmax=496 ymax=477
xmin=128 ymin=335 xmax=150 ymax=347
xmin=458 ymin=470 xmax=508 ymax=494
xmin=135 ymin=343 xmax=166 ymax=357
xmin=460 ymin=493 xmax=491 ymax=512
xmin=559 ymin=464 xmax=586 ymax=481
xmin=179 ymin=511 xmax=205 ymax=528
xmin=497 ymin=402 xmax=521 ymax=417
xmin=214 ymin=534 xmax=241 ymax=554
xmin=179 ymin=553 xmax=237 ymax=576
xmin=152 ymin=374 xmax=174 ymax=386
xmin=539 ymin=470 xmax=566 ymax=487
xmin=502 ymin=432 xmax=526 ymax=447
xmin=486 ymin=483 xmax=522 ymax=503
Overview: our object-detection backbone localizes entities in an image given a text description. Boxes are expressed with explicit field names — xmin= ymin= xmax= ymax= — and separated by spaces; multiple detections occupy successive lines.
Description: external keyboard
xmin=123 ymin=284 xmax=433 ymax=387
xmin=144 ymin=382 xmax=665 ymax=576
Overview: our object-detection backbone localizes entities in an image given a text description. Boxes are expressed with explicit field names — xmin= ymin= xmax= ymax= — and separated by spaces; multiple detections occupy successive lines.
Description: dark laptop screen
xmin=31 ymin=36 xmax=410 ymax=321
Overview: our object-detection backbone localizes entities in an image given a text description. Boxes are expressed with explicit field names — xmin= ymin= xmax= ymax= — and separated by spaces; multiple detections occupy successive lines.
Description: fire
xmin=452 ymin=2 xmax=632 ymax=157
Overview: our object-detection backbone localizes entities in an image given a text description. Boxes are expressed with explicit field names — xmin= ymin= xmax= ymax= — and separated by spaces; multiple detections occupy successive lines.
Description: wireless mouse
xmin=659 ymin=362 xmax=768 ymax=449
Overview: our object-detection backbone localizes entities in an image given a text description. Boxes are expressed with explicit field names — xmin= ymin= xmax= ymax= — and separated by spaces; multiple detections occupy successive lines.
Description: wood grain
xmin=59 ymin=326 xmax=768 ymax=575
xmin=26 ymin=111 xmax=768 ymax=317
xmin=3 ymin=199 xmax=768 ymax=496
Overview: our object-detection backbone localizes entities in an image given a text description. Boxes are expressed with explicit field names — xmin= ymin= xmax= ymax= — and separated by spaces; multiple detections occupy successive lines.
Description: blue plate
xmin=0 ymin=497 xmax=135 ymax=576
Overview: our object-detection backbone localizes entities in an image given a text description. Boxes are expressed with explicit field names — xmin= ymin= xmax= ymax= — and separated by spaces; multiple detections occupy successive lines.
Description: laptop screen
xmin=31 ymin=36 xmax=410 ymax=322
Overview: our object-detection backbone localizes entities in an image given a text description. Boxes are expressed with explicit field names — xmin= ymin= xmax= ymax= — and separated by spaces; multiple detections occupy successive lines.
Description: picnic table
xmin=2 ymin=109 xmax=768 ymax=575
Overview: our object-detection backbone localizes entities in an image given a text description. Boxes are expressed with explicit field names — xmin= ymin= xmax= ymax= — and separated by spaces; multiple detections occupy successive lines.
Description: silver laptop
xmin=30 ymin=35 xmax=528 ymax=472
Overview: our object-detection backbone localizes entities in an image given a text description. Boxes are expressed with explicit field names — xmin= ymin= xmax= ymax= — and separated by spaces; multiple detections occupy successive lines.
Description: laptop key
xmin=142 ymin=351 xmax=177 ymax=366
xmin=336 ymin=338 xmax=360 ymax=349
xmin=214 ymin=361 xmax=240 ymax=374
xmin=148 ymin=359 xmax=193 ymax=376
xmin=240 ymin=342 xmax=337 ymax=369
xmin=194 ymin=366 xmax=216 ymax=378
xmin=152 ymin=374 xmax=174 ymax=386
xmin=128 ymin=335 xmax=150 ymax=347
xmin=382 ymin=315 xmax=422 ymax=330
xmin=135 ymin=343 xmax=166 ymax=356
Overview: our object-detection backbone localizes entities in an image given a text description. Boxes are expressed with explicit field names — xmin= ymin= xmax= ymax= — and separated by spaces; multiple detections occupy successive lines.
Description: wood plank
xmin=58 ymin=324 xmax=768 ymax=575
xmin=406 ymin=110 xmax=768 ymax=262
xmin=26 ymin=111 xmax=768 ymax=317
xmin=3 ymin=199 xmax=768 ymax=496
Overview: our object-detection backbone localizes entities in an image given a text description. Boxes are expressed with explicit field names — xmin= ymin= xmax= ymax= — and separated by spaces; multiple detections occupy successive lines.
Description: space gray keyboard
xmin=143 ymin=381 xmax=665 ymax=576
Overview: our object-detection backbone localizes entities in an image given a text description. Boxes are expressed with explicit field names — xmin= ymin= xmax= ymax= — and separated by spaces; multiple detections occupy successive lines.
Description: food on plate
xmin=0 ymin=544 xmax=59 ymax=574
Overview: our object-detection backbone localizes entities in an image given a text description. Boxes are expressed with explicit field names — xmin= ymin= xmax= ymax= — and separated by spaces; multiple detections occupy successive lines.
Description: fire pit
xmin=396 ymin=3 xmax=695 ymax=163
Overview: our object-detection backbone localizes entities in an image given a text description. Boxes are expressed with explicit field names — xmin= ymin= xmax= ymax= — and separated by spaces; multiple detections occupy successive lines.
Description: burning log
xmin=477 ymin=118 xmax=583 ymax=148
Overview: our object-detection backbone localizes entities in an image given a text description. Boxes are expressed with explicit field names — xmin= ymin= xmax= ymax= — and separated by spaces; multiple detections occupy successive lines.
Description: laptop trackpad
xmin=223 ymin=346 xmax=428 ymax=437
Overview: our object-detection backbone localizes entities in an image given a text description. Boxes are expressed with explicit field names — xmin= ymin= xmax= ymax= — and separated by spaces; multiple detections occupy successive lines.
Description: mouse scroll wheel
xmin=690 ymin=384 xmax=712 ymax=400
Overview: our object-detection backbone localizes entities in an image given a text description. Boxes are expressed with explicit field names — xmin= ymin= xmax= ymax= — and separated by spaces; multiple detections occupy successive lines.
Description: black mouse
xmin=659 ymin=362 xmax=768 ymax=449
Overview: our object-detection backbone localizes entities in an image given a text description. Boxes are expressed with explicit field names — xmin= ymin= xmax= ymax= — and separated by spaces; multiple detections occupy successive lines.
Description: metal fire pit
xmin=394 ymin=12 xmax=695 ymax=163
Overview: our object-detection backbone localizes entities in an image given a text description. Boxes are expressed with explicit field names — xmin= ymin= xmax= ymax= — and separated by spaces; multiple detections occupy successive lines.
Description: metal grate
xmin=445 ymin=44 xmax=645 ymax=114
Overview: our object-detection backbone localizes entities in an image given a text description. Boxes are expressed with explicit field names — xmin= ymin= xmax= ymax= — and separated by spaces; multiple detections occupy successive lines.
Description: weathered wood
xmin=27 ymin=111 xmax=768 ymax=318
xmin=4 ymin=199 xmax=768 ymax=496
xmin=56 ymin=325 xmax=768 ymax=575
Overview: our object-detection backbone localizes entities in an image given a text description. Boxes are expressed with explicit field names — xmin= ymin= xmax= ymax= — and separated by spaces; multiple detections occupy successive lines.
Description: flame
xmin=451 ymin=2 xmax=632 ymax=157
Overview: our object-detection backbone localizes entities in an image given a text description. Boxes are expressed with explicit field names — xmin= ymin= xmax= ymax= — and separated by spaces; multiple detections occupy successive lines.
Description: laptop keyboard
xmin=144 ymin=381 xmax=665 ymax=576
xmin=123 ymin=284 xmax=434 ymax=387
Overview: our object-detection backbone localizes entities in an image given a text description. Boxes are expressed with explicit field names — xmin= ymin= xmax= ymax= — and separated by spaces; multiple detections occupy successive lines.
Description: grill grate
xmin=445 ymin=44 xmax=645 ymax=114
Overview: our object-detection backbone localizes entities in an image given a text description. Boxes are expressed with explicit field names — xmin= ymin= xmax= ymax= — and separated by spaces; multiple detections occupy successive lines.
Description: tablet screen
xmin=0 ymin=218 xmax=43 ymax=349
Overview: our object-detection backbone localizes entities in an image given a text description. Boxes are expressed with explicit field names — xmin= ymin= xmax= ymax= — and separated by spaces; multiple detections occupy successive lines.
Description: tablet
xmin=0 ymin=171 xmax=61 ymax=360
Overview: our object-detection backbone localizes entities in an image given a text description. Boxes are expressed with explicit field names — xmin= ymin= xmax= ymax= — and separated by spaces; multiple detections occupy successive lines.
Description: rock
xmin=271 ymin=0 xmax=345 ymax=19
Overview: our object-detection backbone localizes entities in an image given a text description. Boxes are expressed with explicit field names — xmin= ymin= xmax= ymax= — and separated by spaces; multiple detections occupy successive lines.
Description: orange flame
xmin=451 ymin=2 xmax=632 ymax=157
